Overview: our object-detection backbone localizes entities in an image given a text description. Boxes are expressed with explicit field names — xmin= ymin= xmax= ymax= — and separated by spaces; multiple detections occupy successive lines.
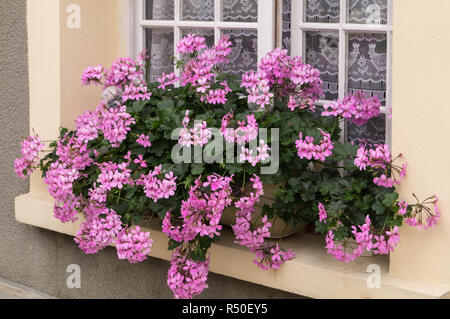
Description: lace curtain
xmin=182 ymin=0 xmax=215 ymax=21
xmin=348 ymin=32 xmax=387 ymax=105
xmin=145 ymin=0 xmax=174 ymax=20
xmin=282 ymin=0 xmax=291 ymax=55
xmin=145 ymin=28 xmax=174 ymax=82
xmin=348 ymin=113 xmax=386 ymax=145
xmin=305 ymin=31 xmax=339 ymax=100
xmin=223 ymin=0 xmax=258 ymax=22
xmin=304 ymin=0 xmax=387 ymax=24
xmin=305 ymin=0 xmax=340 ymax=23
xmin=221 ymin=29 xmax=258 ymax=78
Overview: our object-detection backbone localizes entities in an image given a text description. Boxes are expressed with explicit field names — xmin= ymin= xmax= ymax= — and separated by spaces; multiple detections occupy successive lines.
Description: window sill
xmin=15 ymin=193 xmax=449 ymax=299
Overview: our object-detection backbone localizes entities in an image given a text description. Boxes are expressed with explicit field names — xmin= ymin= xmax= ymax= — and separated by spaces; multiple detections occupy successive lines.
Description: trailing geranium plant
xmin=14 ymin=34 xmax=440 ymax=299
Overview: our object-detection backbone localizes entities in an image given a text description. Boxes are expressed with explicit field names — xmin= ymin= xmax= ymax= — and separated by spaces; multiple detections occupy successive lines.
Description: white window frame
xmin=132 ymin=0 xmax=276 ymax=80
xmin=290 ymin=0 xmax=393 ymax=146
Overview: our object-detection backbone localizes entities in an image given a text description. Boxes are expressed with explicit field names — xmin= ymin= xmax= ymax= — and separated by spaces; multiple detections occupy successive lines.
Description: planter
xmin=221 ymin=183 xmax=307 ymax=239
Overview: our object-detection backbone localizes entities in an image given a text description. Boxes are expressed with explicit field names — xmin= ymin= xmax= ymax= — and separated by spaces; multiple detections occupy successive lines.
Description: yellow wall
xmin=28 ymin=0 xmax=124 ymax=195
xmin=390 ymin=0 xmax=450 ymax=285
xmin=60 ymin=0 xmax=120 ymax=129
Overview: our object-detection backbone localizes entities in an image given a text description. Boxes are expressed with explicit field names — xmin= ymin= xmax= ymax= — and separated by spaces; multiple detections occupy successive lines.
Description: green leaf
xmin=382 ymin=192 xmax=399 ymax=207
xmin=191 ymin=164 xmax=205 ymax=176
xmin=371 ymin=201 xmax=385 ymax=215
xmin=157 ymin=99 xmax=174 ymax=110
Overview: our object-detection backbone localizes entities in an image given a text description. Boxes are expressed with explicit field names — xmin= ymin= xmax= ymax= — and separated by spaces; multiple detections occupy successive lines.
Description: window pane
xmin=221 ymin=29 xmax=258 ymax=78
xmin=347 ymin=32 xmax=387 ymax=105
xmin=305 ymin=0 xmax=340 ymax=23
xmin=305 ymin=31 xmax=339 ymax=100
xmin=222 ymin=0 xmax=258 ymax=23
xmin=145 ymin=28 xmax=174 ymax=82
xmin=282 ymin=0 xmax=291 ymax=55
xmin=348 ymin=113 xmax=386 ymax=145
xmin=348 ymin=0 xmax=388 ymax=25
xmin=145 ymin=0 xmax=174 ymax=20
xmin=182 ymin=0 xmax=215 ymax=21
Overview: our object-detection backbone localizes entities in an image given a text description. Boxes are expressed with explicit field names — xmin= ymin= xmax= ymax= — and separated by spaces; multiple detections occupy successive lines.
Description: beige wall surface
xmin=0 ymin=0 xmax=300 ymax=299
xmin=390 ymin=0 xmax=450 ymax=286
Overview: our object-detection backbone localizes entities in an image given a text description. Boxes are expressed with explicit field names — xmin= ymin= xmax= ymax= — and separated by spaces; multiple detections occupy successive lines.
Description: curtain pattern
xmin=182 ymin=0 xmax=215 ymax=21
xmin=305 ymin=0 xmax=340 ymax=23
xmin=348 ymin=113 xmax=386 ymax=145
xmin=282 ymin=0 xmax=291 ymax=55
xmin=305 ymin=31 xmax=339 ymax=100
xmin=222 ymin=0 xmax=258 ymax=22
xmin=221 ymin=29 xmax=258 ymax=78
xmin=145 ymin=28 xmax=175 ymax=82
xmin=348 ymin=32 xmax=387 ymax=105
xmin=145 ymin=0 xmax=174 ymax=20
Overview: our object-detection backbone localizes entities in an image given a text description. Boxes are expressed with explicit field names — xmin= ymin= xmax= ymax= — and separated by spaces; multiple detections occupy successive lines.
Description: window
xmin=281 ymin=0 xmax=392 ymax=145
xmin=133 ymin=0 xmax=275 ymax=81
xmin=133 ymin=0 xmax=391 ymax=145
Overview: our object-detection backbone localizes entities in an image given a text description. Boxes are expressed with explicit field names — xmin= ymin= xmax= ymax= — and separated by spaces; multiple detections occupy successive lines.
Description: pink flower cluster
xmin=82 ymin=56 xmax=152 ymax=103
xmin=167 ymin=249 xmax=210 ymax=299
xmin=178 ymin=110 xmax=212 ymax=147
xmin=322 ymin=91 xmax=381 ymax=126
xmin=158 ymin=72 xmax=179 ymax=90
xmin=354 ymin=144 xmax=407 ymax=188
xmin=241 ymin=48 xmax=323 ymax=111
xmin=81 ymin=65 xmax=104 ymax=86
xmin=116 ymin=226 xmax=153 ymax=264
xmin=89 ymin=161 xmax=133 ymax=203
xmin=232 ymin=175 xmax=295 ymax=270
xmin=232 ymin=175 xmax=269 ymax=248
xmin=138 ymin=165 xmax=177 ymax=203
xmin=44 ymin=161 xmax=82 ymax=223
xmin=179 ymin=35 xmax=233 ymax=104
xmin=177 ymin=33 xmax=207 ymax=55
xmin=404 ymin=195 xmax=441 ymax=230
xmin=295 ymin=129 xmax=334 ymax=162
xmin=136 ymin=134 xmax=152 ymax=148
xmin=75 ymin=102 xmax=136 ymax=148
xmin=318 ymin=202 xmax=327 ymax=223
xmin=325 ymin=215 xmax=400 ymax=263
xmin=220 ymin=112 xmax=259 ymax=145
xmin=199 ymin=81 xmax=232 ymax=105
xmin=98 ymin=103 xmax=136 ymax=147
xmin=56 ymin=133 xmax=93 ymax=171
xmin=254 ymin=244 xmax=296 ymax=270
xmin=163 ymin=174 xmax=233 ymax=242
xmin=239 ymin=140 xmax=271 ymax=167
xmin=74 ymin=205 xmax=123 ymax=254
xmin=14 ymin=135 xmax=44 ymax=178
xmin=244 ymin=78 xmax=274 ymax=110
xmin=75 ymin=110 xmax=100 ymax=143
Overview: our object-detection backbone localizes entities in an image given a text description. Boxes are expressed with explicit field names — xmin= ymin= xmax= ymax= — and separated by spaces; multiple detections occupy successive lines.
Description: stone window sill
xmin=15 ymin=193 xmax=449 ymax=299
